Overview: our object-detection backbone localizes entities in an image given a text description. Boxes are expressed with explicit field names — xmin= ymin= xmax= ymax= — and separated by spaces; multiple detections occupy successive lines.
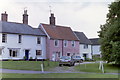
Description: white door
xmin=52 ymin=53 xmax=56 ymax=61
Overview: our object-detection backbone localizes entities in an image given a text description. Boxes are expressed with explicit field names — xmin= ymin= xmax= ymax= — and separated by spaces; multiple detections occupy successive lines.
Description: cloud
xmin=0 ymin=0 xmax=112 ymax=38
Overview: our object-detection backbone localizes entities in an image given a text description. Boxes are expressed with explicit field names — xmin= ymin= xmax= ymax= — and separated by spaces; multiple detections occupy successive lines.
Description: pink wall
xmin=46 ymin=37 xmax=79 ymax=61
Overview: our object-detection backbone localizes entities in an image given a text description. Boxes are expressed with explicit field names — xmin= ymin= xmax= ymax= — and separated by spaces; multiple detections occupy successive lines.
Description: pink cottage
xmin=39 ymin=13 xmax=79 ymax=61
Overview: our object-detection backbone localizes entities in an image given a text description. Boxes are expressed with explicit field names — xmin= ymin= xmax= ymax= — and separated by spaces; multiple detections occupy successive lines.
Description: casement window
xmin=2 ymin=34 xmax=7 ymax=43
xmin=54 ymin=40 xmax=59 ymax=47
xmin=67 ymin=53 xmax=70 ymax=56
xmin=84 ymin=44 xmax=88 ymax=49
xmin=36 ymin=50 xmax=42 ymax=56
xmin=9 ymin=49 xmax=18 ymax=57
xmin=64 ymin=40 xmax=68 ymax=47
xmin=37 ymin=37 xmax=41 ymax=44
xmin=18 ymin=35 xmax=22 ymax=43
xmin=71 ymin=41 xmax=75 ymax=47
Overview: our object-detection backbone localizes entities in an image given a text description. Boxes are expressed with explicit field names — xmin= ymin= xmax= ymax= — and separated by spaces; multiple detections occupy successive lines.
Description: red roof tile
xmin=41 ymin=23 xmax=79 ymax=41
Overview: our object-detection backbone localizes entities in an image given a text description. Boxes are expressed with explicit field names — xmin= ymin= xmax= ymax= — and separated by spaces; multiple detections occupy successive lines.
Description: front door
xmin=25 ymin=50 xmax=29 ymax=60
xmin=52 ymin=53 xmax=56 ymax=61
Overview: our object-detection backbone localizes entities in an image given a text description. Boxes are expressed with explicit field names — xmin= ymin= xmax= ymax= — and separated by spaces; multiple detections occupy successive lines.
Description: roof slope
xmin=41 ymin=23 xmax=79 ymax=41
xmin=89 ymin=38 xmax=100 ymax=45
xmin=0 ymin=21 xmax=46 ymax=36
xmin=74 ymin=31 xmax=91 ymax=44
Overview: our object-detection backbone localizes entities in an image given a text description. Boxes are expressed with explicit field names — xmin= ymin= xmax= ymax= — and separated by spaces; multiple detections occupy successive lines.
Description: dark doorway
xmin=25 ymin=50 xmax=29 ymax=60
xmin=83 ymin=54 xmax=87 ymax=60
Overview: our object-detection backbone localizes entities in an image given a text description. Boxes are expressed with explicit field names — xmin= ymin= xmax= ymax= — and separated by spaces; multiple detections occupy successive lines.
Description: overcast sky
xmin=0 ymin=0 xmax=115 ymax=38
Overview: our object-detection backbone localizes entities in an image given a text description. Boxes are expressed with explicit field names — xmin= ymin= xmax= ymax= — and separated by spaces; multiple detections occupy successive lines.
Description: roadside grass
xmin=1 ymin=61 xmax=58 ymax=71
xmin=2 ymin=73 xmax=118 ymax=78
xmin=75 ymin=63 xmax=119 ymax=73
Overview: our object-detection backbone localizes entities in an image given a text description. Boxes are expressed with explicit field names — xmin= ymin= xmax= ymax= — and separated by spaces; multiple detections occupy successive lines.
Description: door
xmin=52 ymin=53 xmax=56 ymax=61
xmin=25 ymin=50 xmax=29 ymax=60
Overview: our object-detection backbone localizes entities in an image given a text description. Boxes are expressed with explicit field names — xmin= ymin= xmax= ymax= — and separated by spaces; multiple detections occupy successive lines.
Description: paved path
xmin=0 ymin=68 xmax=119 ymax=75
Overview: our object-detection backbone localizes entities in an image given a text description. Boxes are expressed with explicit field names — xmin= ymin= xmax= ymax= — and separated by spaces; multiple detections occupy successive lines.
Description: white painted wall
xmin=0 ymin=33 xmax=46 ymax=60
xmin=79 ymin=44 xmax=92 ymax=59
xmin=92 ymin=45 xmax=101 ymax=55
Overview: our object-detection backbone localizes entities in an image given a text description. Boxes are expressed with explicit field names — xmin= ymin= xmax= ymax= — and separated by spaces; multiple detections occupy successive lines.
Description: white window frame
xmin=36 ymin=50 xmax=42 ymax=56
xmin=37 ymin=37 xmax=41 ymax=44
xmin=83 ymin=44 xmax=88 ymax=49
xmin=2 ymin=34 xmax=7 ymax=43
xmin=71 ymin=41 xmax=75 ymax=47
xmin=64 ymin=40 xmax=68 ymax=47
xmin=18 ymin=35 xmax=22 ymax=43
xmin=54 ymin=40 xmax=59 ymax=47
xmin=9 ymin=49 xmax=19 ymax=57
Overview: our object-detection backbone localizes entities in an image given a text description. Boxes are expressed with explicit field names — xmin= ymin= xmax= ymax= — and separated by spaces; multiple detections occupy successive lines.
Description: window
xmin=67 ymin=53 xmax=70 ymax=56
xmin=2 ymin=34 xmax=7 ymax=43
xmin=54 ymin=40 xmax=59 ymax=47
xmin=71 ymin=41 xmax=75 ymax=47
xmin=9 ymin=49 xmax=18 ymax=57
xmin=36 ymin=50 xmax=42 ymax=56
xmin=37 ymin=37 xmax=41 ymax=44
xmin=84 ymin=44 xmax=88 ymax=49
xmin=64 ymin=40 xmax=67 ymax=47
xmin=18 ymin=35 xmax=22 ymax=43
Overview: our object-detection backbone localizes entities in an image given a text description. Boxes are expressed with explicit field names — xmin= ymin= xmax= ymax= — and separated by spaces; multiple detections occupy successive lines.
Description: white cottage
xmin=74 ymin=31 xmax=92 ymax=59
xmin=89 ymin=38 xmax=101 ymax=56
xmin=0 ymin=11 xmax=46 ymax=60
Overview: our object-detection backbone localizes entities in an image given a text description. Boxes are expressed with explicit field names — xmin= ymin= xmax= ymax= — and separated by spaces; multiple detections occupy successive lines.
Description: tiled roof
xmin=74 ymin=31 xmax=91 ymax=44
xmin=0 ymin=21 xmax=46 ymax=36
xmin=89 ymin=38 xmax=100 ymax=45
xmin=41 ymin=23 xmax=79 ymax=41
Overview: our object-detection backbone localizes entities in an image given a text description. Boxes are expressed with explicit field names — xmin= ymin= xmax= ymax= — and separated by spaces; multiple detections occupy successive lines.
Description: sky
xmin=0 ymin=0 xmax=115 ymax=38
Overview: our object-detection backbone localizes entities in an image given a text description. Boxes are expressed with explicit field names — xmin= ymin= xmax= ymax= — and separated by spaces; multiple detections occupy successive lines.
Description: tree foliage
xmin=98 ymin=1 xmax=120 ymax=64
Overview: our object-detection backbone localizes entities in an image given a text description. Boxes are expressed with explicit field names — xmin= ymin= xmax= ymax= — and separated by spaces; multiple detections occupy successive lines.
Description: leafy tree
xmin=98 ymin=1 xmax=120 ymax=64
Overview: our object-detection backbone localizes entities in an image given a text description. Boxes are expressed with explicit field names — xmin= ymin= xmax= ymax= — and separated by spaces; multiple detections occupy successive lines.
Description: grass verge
xmin=1 ymin=61 xmax=58 ymax=71
xmin=2 ymin=73 xmax=118 ymax=78
xmin=75 ymin=63 xmax=119 ymax=73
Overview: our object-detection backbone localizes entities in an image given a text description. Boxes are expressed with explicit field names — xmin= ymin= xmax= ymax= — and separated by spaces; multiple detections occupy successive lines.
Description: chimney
xmin=1 ymin=11 xmax=8 ymax=21
xmin=23 ymin=10 xmax=28 ymax=24
xmin=49 ymin=13 xmax=55 ymax=25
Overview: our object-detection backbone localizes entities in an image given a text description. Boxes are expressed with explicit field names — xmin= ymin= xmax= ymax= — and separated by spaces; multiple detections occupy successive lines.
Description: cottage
xmin=0 ymin=11 xmax=46 ymax=60
xmin=74 ymin=31 xmax=92 ymax=59
xmin=39 ymin=13 xmax=80 ymax=61
xmin=89 ymin=38 xmax=101 ymax=56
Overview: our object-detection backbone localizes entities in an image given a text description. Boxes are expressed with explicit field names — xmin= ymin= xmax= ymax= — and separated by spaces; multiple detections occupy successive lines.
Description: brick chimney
xmin=1 ymin=11 xmax=8 ymax=21
xmin=49 ymin=13 xmax=55 ymax=25
xmin=23 ymin=10 xmax=28 ymax=24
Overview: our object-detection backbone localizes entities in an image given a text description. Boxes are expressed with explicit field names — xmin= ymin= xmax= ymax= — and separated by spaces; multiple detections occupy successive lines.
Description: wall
xmin=79 ymin=44 xmax=92 ymax=59
xmin=47 ymin=38 xmax=79 ymax=61
xmin=92 ymin=45 xmax=101 ymax=55
xmin=0 ymin=33 xmax=46 ymax=60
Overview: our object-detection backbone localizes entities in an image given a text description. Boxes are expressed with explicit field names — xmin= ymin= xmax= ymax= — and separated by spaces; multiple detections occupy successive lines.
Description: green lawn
xmin=1 ymin=61 xmax=58 ymax=71
xmin=2 ymin=73 xmax=118 ymax=78
xmin=75 ymin=63 xmax=119 ymax=73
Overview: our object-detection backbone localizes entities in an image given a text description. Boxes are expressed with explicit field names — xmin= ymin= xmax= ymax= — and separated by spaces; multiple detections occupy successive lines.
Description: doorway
xmin=25 ymin=50 xmax=29 ymax=60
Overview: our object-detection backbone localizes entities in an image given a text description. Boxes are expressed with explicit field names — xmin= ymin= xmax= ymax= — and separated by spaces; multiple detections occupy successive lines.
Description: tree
xmin=98 ymin=1 xmax=120 ymax=64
